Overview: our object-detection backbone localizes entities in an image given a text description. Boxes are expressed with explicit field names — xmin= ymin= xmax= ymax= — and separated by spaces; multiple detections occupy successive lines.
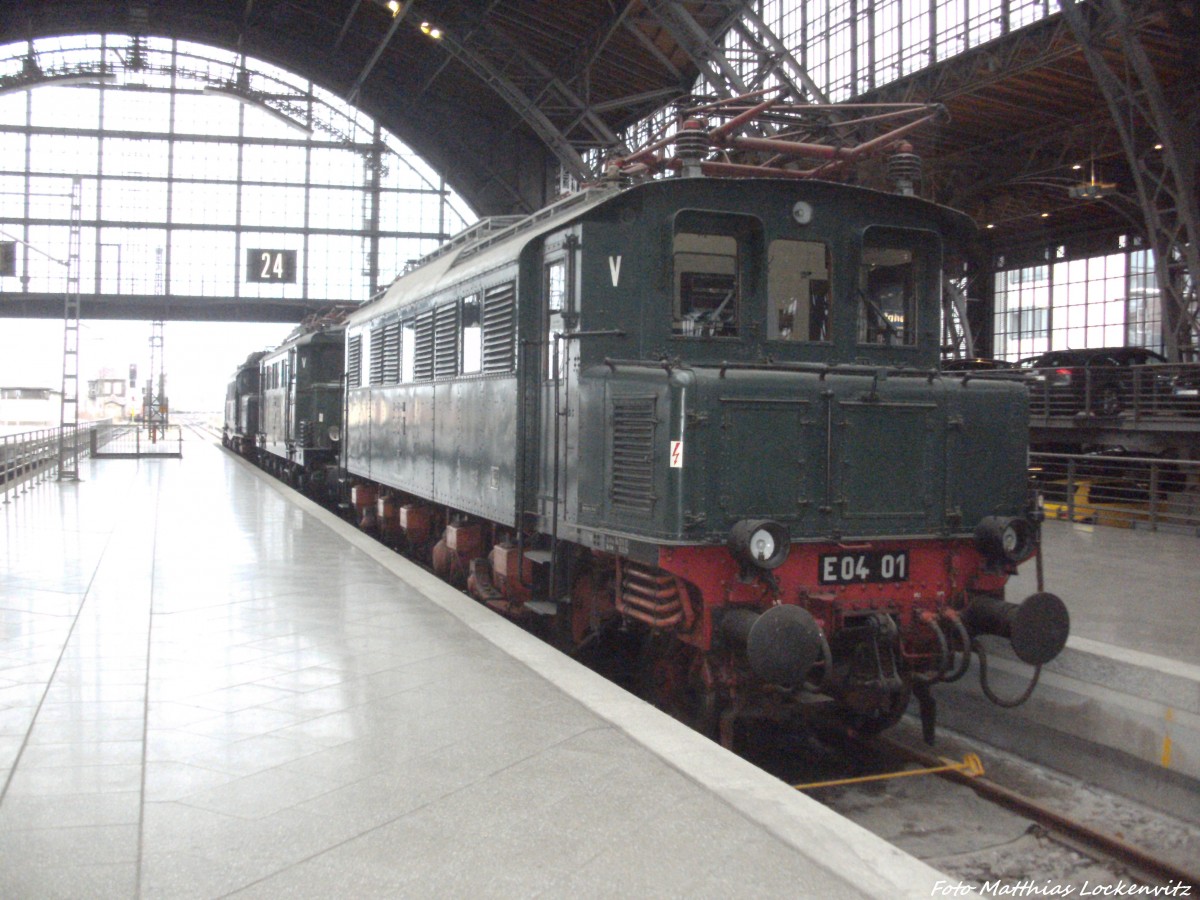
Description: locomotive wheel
xmin=839 ymin=685 xmax=912 ymax=736
xmin=551 ymin=561 xmax=619 ymax=650
xmin=637 ymin=637 xmax=722 ymax=740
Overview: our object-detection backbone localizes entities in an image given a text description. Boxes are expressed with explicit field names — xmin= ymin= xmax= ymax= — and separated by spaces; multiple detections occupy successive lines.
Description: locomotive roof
xmin=349 ymin=184 xmax=622 ymax=325
xmin=350 ymin=176 xmax=974 ymax=325
xmin=262 ymin=322 xmax=346 ymax=358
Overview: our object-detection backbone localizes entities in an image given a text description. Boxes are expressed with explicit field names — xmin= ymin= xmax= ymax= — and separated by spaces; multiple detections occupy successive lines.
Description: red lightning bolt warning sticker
xmin=669 ymin=440 xmax=683 ymax=468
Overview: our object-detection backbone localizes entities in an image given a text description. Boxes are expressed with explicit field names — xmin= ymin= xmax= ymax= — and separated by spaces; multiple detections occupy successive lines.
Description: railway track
xmin=871 ymin=733 xmax=1200 ymax=890
xmin=763 ymin=720 xmax=1200 ymax=893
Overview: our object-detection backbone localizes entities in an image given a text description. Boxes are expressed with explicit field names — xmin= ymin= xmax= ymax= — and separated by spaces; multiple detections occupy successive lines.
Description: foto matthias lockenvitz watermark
xmin=932 ymin=880 xmax=1194 ymax=897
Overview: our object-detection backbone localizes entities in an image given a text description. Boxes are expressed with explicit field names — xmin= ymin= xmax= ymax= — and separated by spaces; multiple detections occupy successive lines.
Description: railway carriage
xmin=338 ymin=173 xmax=1069 ymax=740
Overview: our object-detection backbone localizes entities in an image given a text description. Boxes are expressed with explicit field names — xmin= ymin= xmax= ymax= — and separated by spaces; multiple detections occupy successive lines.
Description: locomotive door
xmin=285 ymin=347 xmax=295 ymax=461
xmin=540 ymin=238 xmax=580 ymax=535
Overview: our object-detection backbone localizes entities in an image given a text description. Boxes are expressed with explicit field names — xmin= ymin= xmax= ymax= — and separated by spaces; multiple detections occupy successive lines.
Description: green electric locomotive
xmin=222 ymin=349 xmax=267 ymax=458
xmin=256 ymin=320 xmax=346 ymax=489
xmin=341 ymin=173 xmax=1068 ymax=740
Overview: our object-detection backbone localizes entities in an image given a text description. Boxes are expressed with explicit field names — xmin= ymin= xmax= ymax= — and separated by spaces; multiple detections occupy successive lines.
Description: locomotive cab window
xmin=767 ymin=239 xmax=832 ymax=342
xmin=671 ymin=212 xmax=760 ymax=338
xmin=857 ymin=227 xmax=935 ymax=346
xmin=544 ymin=258 xmax=568 ymax=381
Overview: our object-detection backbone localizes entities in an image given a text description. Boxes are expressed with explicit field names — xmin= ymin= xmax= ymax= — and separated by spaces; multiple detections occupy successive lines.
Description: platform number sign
xmin=246 ymin=249 xmax=297 ymax=283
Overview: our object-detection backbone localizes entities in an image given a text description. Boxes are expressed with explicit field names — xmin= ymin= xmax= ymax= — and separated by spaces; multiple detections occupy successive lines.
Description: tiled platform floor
xmin=0 ymin=437 xmax=941 ymax=898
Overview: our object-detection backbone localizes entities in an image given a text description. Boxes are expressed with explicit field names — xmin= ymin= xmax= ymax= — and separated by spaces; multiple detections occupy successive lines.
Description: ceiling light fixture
xmin=420 ymin=21 xmax=443 ymax=39
xmin=1067 ymin=158 xmax=1116 ymax=199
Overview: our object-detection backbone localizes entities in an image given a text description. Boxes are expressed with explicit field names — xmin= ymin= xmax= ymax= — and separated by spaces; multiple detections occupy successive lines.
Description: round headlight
xmin=328 ymin=426 xmax=341 ymax=442
xmin=748 ymin=528 xmax=777 ymax=563
xmin=1000 ymin=523 xmax=1021 ymax=555
xmin=729 ymin=519 xmax=790 ymax=570
xmin=974 ymin=516 xmax=1033 ymax=564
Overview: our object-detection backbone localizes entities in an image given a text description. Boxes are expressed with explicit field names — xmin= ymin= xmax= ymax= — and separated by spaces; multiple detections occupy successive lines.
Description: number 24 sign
xmin=246 ymin=249 xmax=297 ymax=283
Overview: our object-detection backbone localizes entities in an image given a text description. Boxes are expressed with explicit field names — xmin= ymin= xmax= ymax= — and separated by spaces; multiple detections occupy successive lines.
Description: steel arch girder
xmin=1057 ymin=0 xmax=1200 ymax=360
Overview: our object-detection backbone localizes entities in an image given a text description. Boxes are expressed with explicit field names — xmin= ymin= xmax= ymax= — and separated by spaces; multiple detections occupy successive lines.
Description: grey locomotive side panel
xmin=366 ymin=388 xmax=403 ymax=489
xmin=596 ymin=373 xmax=674 ymax=540
xmin=408 ymin=384 xmax=436 ymax=499
xmin=573 ymin=371 xmax=607 ymax=530
xmin=432 ymin=377 xmax=518 ymax=525
xmin=345 ymin=388 xmax=372 ymax=480
xmin=345 ymin=378 xmax=517 ymax=526
xmin=352 ymin=384 xmax=432 ymax=498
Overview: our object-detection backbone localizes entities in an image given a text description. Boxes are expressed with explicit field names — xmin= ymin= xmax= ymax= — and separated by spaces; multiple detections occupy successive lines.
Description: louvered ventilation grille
xmin=482 ymin=282 xmax=516 ymax=373
xmin=346 ymin=335 xmax=362 ymax=388
xmin=369 ymin=326 xmax=385 ymax=385
xmin=434 ymin=305 xmax=458 ymax=379
xmin=382 ymin=321 xmax=400 ymax=384
xmin=414 ymin=311 xmax=434 ymax=381
xmin=611 ymin=396 xmax=657 ymax=514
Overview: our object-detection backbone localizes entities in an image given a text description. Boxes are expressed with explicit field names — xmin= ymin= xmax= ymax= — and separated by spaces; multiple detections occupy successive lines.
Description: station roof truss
xmin=0 ymin=0 xmax=1194 ymax=354
xmin=0 ymin=0 xmax=892 ymax=216
xmin=849 ymin=1 xmax=1198 ymax=357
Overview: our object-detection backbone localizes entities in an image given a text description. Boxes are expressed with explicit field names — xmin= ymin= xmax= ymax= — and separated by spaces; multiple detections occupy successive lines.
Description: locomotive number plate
xmin=818 ymin=550 xmax=909 ymax=585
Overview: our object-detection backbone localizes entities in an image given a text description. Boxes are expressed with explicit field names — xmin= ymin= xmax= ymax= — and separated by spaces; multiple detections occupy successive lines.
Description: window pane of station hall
xmin=992 ymin=245 xmax=1161 ymax=361
xmin=169 ymin=230 xmax=237 ymax=296
xmin=171 ymin=181 xmax=239 ymax=228
xmin=728 ymin=1 xmax=1051 ymax=104
xmin=102 ymin=88 xmax=173 ymax=134
xmin=0 ymin=28 xmax=478 ymax=313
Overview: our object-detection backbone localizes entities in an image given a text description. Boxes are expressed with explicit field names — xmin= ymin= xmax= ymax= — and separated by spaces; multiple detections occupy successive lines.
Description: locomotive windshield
xmin=671 ymin=211 xmax=761 ymax=338
xmin=857 ymin=227 xmax=935 ymax=347
xmin=767 ymin=239 xmax=832 ymax=342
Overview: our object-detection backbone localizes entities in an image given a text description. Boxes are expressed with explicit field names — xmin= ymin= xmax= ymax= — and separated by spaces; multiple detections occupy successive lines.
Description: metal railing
xmin=0 ymin=424 xmax=92 ymax=503
xmin=1025 ymin=361 xmax=1200 ymax=422
xmin=1032 ymin=451 xmax=1200 ymax=534
xmin=90 ymin=423 xmax=184 ymax=458
xmin=2 ymin=422 xmax=186 ymax=504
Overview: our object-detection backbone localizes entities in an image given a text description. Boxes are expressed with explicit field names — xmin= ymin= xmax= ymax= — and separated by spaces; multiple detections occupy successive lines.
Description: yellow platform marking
xmin=1162 ymin=708 xmax=1174 ymax=768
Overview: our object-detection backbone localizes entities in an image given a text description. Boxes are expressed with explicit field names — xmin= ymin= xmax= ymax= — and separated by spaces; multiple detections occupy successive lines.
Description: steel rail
xmin=875 ymin=735 xmax=1200 ymax=890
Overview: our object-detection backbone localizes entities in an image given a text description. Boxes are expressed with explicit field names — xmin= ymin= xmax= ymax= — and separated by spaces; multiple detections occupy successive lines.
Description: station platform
xmin=0 ymin=435 xmax=942 ymax=898
xmin=1014 ymin=519 xmax=1198 ymax=667
xmin=935 ymin=519 xmax=1200 ymax=821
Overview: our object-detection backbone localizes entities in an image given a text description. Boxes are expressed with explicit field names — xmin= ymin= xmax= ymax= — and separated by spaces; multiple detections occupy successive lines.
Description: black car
xmin=1018 ymin=346 xmax=1167 ymax=417
xmin=940 ymin=357 xmax=1018 ymax=373
xmin=1170 ymin=365 xmax=1200 ymax=415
